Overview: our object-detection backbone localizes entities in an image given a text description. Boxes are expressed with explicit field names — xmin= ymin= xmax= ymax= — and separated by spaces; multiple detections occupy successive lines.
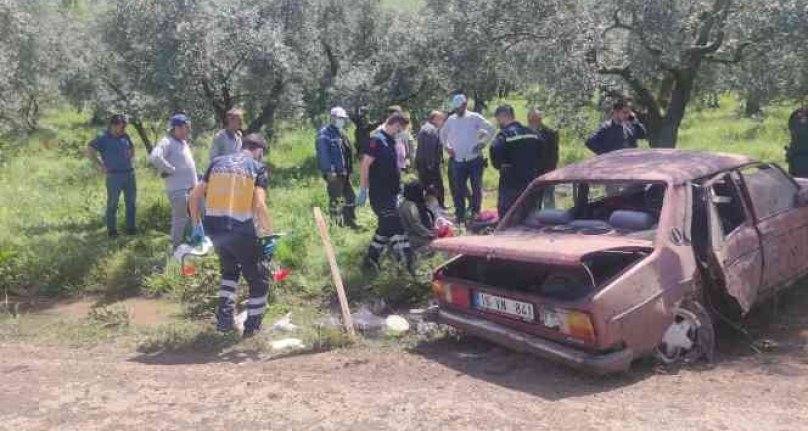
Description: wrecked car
xmin=429 ymin=149 xmax=808 ymax=374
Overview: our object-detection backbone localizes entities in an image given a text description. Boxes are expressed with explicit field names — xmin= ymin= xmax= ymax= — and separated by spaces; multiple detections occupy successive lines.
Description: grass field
xmin=0 ymin=94 xmax=798 ymax=348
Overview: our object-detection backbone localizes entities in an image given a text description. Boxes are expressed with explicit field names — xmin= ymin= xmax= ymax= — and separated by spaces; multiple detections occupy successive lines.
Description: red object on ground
xmin=437 ymin=225 xmax=454 ymax=238
xmin=181 ymin=265 xmax=197 ymax=277
xmin=273 ymin=268 xmax=292 ymax=282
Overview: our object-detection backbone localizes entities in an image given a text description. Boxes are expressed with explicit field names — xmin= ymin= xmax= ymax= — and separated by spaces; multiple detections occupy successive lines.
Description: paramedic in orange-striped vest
xmin=188 ymin=134 xmax=277 ymax=337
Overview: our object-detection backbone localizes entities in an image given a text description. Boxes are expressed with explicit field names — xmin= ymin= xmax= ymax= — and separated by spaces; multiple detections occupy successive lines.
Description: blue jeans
xmin=106 ymin=171 xmax=136 ymax=234
xmin=451 ymin=158 xmax=484 ymax=222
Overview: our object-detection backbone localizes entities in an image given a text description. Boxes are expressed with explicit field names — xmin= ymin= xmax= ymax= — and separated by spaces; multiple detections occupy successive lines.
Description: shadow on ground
xmin=411 ymin=283 xmax=808 ymax=400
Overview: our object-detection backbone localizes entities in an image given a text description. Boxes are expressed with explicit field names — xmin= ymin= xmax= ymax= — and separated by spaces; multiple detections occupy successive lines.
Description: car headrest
xmin=609 ymin=210 xmax=655 ymax=231
xmin=535 ymin=209 xmax=573 ymax=225
xmin=570 ymin=219 xmax=612 ymax=230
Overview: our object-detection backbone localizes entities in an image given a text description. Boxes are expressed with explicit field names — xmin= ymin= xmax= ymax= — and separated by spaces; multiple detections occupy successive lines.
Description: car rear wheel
xmin=655 ymin=300 xmax=715 ymax=365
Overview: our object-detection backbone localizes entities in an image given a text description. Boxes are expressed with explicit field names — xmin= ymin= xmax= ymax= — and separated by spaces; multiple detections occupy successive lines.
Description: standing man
xmin=209 ymin=109 xmax=243 ymax=162
xmin=490 ymin=105 xmax=546 ymax=217
xmin=787 ymin=107 xmax=808 ymax=177
xmin=316 ymin=107 xmax=359 ymax=228
xmin=586 ymin=100 xmax=647 ymax=155
xmin=357 ymin=113 xmax=415 ymax=273
xmin=188 ymin=134 xmax=276 ymax=336
xmin=375 ymin=105 xmax=415 ymax=172
xmin=440 ymin=93 xmax=495 ymax=224
xmin=85 ymin=114 xmax=137 ymax=237
xmin=149 ymin=114 xmax=198 ymax=249
xmin=527 ymin=108 xmax=559 ymax=175
xmin=415 ymin=110 xmax=447 ymax=208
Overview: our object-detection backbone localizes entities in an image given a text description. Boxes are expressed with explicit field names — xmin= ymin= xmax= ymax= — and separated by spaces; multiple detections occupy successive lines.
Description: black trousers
xmin=366 ymin=197 xmax=413 ymax=266
xmin=324 ymin=174 xmax=357 ymax=224
xmin=212 ymin=232 xmax=269 ymax=330
xmin=417 ymin=166 xmax=445 ymax=208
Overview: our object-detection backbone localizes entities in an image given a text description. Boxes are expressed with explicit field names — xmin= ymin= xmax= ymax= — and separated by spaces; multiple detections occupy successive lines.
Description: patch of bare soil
xmin=11 ymin=296 xmax=180 ymax=327
xmin=1 ymin=289 xmax=806 ymax=430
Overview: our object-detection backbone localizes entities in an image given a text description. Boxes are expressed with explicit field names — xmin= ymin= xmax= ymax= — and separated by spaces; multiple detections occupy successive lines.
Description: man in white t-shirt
xmin=440 ymin=94 xmax=495 ymax=223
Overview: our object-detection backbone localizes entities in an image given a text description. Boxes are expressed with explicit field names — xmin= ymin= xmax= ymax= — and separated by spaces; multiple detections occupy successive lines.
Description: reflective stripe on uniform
xmin=505 ymin=134 xmax=540 ymax=143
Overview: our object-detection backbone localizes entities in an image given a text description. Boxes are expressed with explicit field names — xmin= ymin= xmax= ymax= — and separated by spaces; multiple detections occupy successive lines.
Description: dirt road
xmin=2 ymin=329 xmax=807 ymax=431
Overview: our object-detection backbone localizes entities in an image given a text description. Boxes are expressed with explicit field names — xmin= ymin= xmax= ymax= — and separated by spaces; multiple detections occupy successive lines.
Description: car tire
xmin=655 ymin=299 xmax=716 ymax=365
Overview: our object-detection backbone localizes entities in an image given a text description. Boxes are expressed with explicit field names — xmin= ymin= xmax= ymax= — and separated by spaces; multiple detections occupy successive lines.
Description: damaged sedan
xmin=429 ymin=149 xmax=808 ymax=374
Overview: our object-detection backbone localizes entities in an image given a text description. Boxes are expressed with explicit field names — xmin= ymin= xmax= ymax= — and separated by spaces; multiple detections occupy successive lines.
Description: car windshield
xmin=504 ymin=181 xmax=666 ymax=240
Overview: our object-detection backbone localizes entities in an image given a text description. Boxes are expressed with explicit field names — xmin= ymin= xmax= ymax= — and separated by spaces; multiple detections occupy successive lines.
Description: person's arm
xmin=476 ymin=114 xmax=496 ymax=147
xmin=440 ymin=120 xmax=456 ymax=158
xmin=316 ymin=133 xmax=335 ymax=175
xmin=84 ymin=140 xmax=106 ymax=174
xmin=489 ymin=133 xmax=505 ymax=170
xmin=189 ymin=182 xmax=208 ymax=225
xmin=585 ymin=126 xmax=606 ymax=155
xmin=632 ymin=119 xmax=648 ymax=141
xmin=253 ymin=188 xmax=273 ymax=236
xmin=401 ymin=202 xmax=436 ymax=239
xmin=149 ymin=138 xmax=176 ymax=175
xmin=359 ymin=154 xmax=374 ymax=190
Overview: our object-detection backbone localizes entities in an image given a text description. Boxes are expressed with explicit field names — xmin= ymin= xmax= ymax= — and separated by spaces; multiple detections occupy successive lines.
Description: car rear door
xmin=737 ymin=164 xmax=808 ymax=296
xmin=695 ymin=171 xmax=764 ymax=313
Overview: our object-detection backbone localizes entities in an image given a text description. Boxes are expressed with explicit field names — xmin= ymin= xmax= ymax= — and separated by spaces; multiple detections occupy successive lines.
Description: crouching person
xmin=398 ymin=180 xmax=436 ymax=251
xmin=188 ymin=134 xmax=277 ymax=337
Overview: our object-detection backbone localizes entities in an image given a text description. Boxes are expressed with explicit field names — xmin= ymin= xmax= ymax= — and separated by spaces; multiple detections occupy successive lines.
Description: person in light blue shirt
xmin=85 ymin=114 xmax=137 ymax=237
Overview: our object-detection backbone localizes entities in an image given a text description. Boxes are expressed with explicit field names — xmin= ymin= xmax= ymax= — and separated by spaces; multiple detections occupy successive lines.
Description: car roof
xmin=541 ymin=149 xmax=757 ymax=185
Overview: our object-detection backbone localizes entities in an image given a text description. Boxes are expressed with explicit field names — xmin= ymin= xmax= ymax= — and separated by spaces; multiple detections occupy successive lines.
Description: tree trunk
xmin=744 ymin=93 xmax=762 ymax=117
xmin=131 ymin=120 xmax=153 ymax=154
xmin=246 ymin=79 xmax=284 ymax=135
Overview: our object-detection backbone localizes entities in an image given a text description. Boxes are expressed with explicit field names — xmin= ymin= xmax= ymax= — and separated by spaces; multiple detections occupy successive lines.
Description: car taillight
xmin=541 ymin=307 xmax=596 ymax=344
xmin=431 ymin=279 xmax=470 ymax=308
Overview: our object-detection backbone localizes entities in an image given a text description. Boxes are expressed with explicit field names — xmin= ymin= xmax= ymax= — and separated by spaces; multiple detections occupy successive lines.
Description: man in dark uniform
xmin=316 ymin=107 xmax=359 ymax=228
xmin=416 ymin=110 xmax=447 ymax=208
xmin=357 ymin=112 xmax=415 ymax=273
xmin=527 ymin=108 xmax=559 ymax=175
xmin=787 ymin=107 xmax=808 ymax=177
xmin=490 ymin=105 xmax=547 ymax=217
xmin=188 ymin=134 xmax=277 ymax=337
xmin=586 ymin=100 xmax=647 ymax=155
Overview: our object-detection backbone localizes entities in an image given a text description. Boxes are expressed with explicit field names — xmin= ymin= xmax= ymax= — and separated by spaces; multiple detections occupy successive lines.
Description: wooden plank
xmin=313 ymin=207 xmax=357 ymax=339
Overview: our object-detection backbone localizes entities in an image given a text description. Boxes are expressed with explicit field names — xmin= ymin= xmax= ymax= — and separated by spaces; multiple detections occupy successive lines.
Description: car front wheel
xmin=655 ymin=300 xmax=716 ymax=365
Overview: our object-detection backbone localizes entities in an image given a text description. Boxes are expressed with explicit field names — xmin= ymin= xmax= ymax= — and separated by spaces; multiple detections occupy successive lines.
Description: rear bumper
xmin=428 ymin=308 xmax=634 ymax=375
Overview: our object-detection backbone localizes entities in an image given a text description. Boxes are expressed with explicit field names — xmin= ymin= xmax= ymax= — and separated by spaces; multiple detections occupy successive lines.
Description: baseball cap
xmin=451 ymin=94 xmax=468 ymax=109
xmin=330 ymin=107 xmax=348 ymax=119
xmin=170 ymin=113 xmax=190 ymax=128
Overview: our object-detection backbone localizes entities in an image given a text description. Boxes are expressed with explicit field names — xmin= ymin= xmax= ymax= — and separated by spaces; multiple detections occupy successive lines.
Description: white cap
xmin=451 ymin=94 xmax=467 ymax=109
xmin=330 ymin=106 xmax=348 ymax=119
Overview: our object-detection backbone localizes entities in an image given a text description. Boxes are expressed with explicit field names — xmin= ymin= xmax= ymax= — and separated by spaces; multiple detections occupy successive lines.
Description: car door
xmin=696 ymin=171 xmax=764 ymax=313
xmin=738 ymin=164 xmax=808 ymax=296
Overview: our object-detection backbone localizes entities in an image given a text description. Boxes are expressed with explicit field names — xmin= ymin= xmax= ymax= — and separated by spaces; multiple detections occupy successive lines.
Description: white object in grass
xmin=385 ymin=315 xmax=410 ymax=335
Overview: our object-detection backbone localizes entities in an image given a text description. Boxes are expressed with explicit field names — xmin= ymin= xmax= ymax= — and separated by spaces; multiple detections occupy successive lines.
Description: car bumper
xmin=428 ymin=308 xmax=634 ymax=375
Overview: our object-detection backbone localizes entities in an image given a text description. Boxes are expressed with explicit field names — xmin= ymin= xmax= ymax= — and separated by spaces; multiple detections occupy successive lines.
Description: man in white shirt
xmin=440 ymin=94 xmax=495 ymax=223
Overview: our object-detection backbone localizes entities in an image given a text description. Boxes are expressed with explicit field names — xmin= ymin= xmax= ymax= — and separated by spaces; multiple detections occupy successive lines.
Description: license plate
xmin=473 ymin=292 xmax=534 ymax=321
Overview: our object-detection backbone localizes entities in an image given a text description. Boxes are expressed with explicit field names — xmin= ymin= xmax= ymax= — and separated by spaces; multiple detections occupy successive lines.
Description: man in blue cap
xmin=316 ymin=106 xmax=359 ymax=228
xmin=440 ymin=93 xmax=495 ymax=224
xmin=149 ymin=113 xmax=198 ymax=249
xmin=85 ymin=114 xmax=137 ymax=237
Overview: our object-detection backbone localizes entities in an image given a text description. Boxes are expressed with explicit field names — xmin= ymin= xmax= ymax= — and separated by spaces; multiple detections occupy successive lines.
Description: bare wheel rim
xmin=656 ymin=307 xmax=703 ymax=364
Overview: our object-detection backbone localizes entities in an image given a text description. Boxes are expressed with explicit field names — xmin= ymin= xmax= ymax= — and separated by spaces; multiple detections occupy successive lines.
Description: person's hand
xmin=474 ymin=142 xmax=486 ymax=152
xmin=258 ymin=235 xmax=279 ymax=261
xmin=356 ymin=187 xmax=368 ymax=207
xmin=190 ymin=223 xmax=205 ymax=245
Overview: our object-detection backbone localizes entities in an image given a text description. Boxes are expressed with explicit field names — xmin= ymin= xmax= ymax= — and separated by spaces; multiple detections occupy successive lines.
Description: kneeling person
xmin=189 ymin=134 xmax=276 ymax=337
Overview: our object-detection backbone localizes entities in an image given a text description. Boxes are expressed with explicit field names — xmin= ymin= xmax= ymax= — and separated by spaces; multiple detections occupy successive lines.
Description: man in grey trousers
xmin=149 ymin=113 xmax=198 ymax=249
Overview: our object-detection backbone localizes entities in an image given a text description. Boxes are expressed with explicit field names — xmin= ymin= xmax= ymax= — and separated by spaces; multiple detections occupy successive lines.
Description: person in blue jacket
xmin=586 ymin=100 xmax=647 ymax=155
xmin=316 ymin=107 xmax=359 ymax=229
xmin=490 ymin=105 xmax=547 ymax=217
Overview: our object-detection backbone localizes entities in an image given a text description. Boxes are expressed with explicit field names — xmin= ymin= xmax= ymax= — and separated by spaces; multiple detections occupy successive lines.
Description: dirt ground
xmin=2 ymin=291 xmax=807 ymax=431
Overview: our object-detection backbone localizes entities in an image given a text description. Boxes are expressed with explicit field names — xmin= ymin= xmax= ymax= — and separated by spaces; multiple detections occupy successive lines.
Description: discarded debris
xmin=351 ymin=306 xmax=386 ymax=332
xmin=271 ymin=312 xmax=298 ymax=332
xmin=385 ymin=315 xmax=410 ymax=335
xmin=270 ymin=338 xmax=306 ymax=352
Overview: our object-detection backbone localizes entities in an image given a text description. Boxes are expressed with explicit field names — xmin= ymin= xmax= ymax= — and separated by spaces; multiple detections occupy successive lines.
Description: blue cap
xmin=170 ymin=114 xmax=189 ymax=128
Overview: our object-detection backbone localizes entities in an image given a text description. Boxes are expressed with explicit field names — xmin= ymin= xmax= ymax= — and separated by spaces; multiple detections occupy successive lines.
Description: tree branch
xmin=603 ymin=10 xmax=663 ymax=58
xmin=704 ymin=42 xmax=751 ymax=64
xmin=598 ymin=63 xmax=662 ymax=118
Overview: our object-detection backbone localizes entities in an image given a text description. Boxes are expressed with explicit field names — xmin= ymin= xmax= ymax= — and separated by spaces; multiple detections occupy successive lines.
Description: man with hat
xmin=85 ymin=114 xmax=137 ymax=237
xmin=316 ymin=106 xmax=359 ymax=228
xmin=149 ymin=113 xmax=199 ymax=249
xmin=188 ymin=133 xmax=276 ymax=336
xmin=440 ymin=93 xmax=495 ymax=224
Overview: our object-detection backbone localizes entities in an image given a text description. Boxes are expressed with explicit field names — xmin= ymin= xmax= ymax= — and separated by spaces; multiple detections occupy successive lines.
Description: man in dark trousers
xmin=357 ymin=112 xmax=415 ymax=274
xmin=490 ymin=105 xmax=546 ymax=217
xmin=787 ymin=107 xmax=808 ymax=177
xmin=188 ymin=134 xmax=277 ymax=337
xmin=85 ymin=114 xmax=137 ymax=237
xmin=586 ymin=100 xmax=647 ymax=155
xmin=527 ymin=108 xmax=559 ymax=175
xmin=415 ymin=110 xmax=447 ymax=208
xmin=316 ymin=106 xmax=359 ymax=228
